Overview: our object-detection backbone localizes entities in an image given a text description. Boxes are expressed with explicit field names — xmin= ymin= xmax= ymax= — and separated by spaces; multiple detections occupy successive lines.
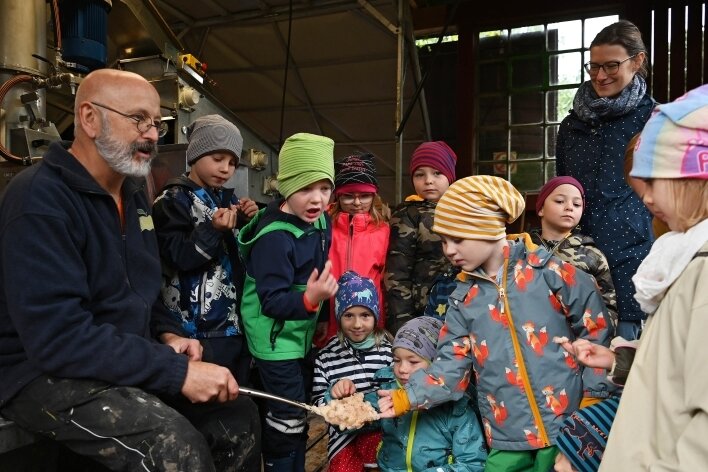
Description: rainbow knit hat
xmin=632 ymin=84 xmax=708 ymax=180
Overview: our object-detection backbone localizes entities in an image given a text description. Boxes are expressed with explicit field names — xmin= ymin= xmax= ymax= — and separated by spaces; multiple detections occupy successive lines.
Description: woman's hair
xmin=591 ymin=20 xmax=649 ymax=78
xmin=337 ymin=326 xmax=393 ymax=347
xmin=329 ymin=194 xmax=391 ymax=225
xmin=663 ymin=179 xmax=708 ymax=232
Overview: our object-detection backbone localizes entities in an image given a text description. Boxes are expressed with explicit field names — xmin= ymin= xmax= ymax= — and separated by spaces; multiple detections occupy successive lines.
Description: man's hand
xmin=560 ymin=338 xmax=615 ymax=370
xmin=212 ymin=207 xmax=237 ymax=231
xmin=304 ymin=260 xmax=338 ymax=306
xmin=331 ymin=379 xmax=356 ymax=399
xmin=160 ymin=332 xmax=202 ymax=361
xmin=377 ymin=390 xmax=396 ymax=418
xmin=182 ymin=361 xmax=239 ymax=403
xmin=238 ymin=198 xmax=259 ymax=219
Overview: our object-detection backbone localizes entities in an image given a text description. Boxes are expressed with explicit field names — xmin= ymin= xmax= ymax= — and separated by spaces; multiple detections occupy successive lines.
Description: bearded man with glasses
xmin=0 ymin=69 xmax=260 ymax=471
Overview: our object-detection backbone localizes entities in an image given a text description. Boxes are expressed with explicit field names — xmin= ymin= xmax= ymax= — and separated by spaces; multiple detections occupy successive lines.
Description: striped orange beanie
xmin=433 ymin=175 xmax=525 ymax=240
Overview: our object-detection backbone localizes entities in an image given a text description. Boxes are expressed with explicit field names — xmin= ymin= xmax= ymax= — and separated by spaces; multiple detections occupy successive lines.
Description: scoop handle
xmin=239 ymin=387 xmax=316 ymax=413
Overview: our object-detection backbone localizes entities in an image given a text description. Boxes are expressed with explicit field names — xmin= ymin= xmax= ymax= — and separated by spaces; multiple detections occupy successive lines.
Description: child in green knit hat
xmin=238 ymin=132 xmax=338 ymax=472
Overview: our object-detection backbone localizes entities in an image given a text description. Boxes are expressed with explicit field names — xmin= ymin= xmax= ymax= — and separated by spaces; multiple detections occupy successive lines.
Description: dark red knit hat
xmin=409 ymin=141 xmax=457 ymax=184
xmin=535 ymin=176 xmax=585 ymax=214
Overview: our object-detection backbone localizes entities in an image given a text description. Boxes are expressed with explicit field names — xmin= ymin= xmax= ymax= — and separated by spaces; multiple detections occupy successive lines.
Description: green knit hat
xmin=277 ymin=133 xmax=335 ymax=199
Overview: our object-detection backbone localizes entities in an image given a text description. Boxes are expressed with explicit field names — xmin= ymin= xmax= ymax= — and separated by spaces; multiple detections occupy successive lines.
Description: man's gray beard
xmin=95 ymin=117 xmax=157 ymax=178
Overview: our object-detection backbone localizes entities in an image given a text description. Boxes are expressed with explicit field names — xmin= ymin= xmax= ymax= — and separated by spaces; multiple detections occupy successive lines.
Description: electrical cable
xmin=278 ymin=0 xmax=294 ymax=150
xmin=52 ymin=0 xmax=62 ymax=53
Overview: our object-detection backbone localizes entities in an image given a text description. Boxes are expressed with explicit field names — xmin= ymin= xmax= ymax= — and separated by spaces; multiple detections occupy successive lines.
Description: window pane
xmin=583 ymin=50 xmax=591 ymax=81
xmin=510 ymin=25 xmax=545 ymax=54
xmin=475 ymin=15 xmax=621 ymax=191
xmin=479 ymin=61 xmax=507 ymax=93
xmin=511 ymin=161 xmax=544 ymax=192
xmin=549 ymin=52 xmax=582 ymax=85
xmin=477 ymin=152 xmax=518 ymax=179
xmin=511 ymin=57 xmax=543 ymax=88
xmin=547 ymin=20 xmax=581 ymax=51
xmin=479 ymin=95 xmax=508 ymax=126
xmin=545 ymin=161 xmax=557 ymax=183
xmin=478 ymin=128 xmax=508 ymax=162
xmin=511 ymin=92 xmax=543 ymax=124
xmin=546 ymin=88 xmax=577 ymax=122
xmin=510 ymin=126 xmax=543 ymax=160
xmin=584 ymin=15 xmax=620 ymax=47
xmin=477 ymin=161 xmax=501 ymax=178
xmin=479 ymin=30 xmax=509 ymax=59
xmin=546 ymin=125 xmax=559 ymax=158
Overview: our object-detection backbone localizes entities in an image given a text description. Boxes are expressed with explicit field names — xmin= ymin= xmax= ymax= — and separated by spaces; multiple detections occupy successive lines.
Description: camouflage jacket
xmin=528 ymin=230 xmax=618 ymax=329
xmin=384 ymin=198 xmax=452 ymax=334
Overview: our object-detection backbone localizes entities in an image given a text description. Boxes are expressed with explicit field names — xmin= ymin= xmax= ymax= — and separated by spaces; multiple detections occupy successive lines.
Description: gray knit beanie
xmin=186 ymin=115 xmax=244 ymax=165
xmin=392 ymin=316 xmax=442 ymax=362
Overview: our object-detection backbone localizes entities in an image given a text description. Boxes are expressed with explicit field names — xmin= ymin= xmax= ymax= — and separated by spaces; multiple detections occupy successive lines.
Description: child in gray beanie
xmin=151 ymin=114 xmax=258 ymax=386
xmin=367 ymin=316 xmax=487 ymax=471
xmin=186 ymin=114 xmax=243 ymax=165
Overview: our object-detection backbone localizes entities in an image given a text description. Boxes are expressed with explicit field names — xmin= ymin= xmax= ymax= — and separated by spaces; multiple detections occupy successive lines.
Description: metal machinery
xmin=0 ymin=0 xmax=278 ymax=204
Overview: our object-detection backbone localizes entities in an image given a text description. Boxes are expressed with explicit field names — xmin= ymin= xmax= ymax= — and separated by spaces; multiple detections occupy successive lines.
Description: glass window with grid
xmin=475 ymin=15 xmax=618 ymax=192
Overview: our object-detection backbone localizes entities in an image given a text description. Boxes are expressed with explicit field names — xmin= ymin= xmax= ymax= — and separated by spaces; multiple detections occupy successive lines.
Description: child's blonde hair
xmin=661 ymin=179 xmax=708 ymax=232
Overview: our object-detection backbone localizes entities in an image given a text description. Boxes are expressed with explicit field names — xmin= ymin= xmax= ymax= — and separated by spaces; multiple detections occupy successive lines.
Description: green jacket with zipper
xmin=238 ymin=200 xmax=330 ymax=360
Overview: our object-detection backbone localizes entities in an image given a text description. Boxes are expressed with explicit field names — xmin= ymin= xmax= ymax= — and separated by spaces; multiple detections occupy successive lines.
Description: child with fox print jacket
xmin=378 ymin=176 xmax=616 ymax=472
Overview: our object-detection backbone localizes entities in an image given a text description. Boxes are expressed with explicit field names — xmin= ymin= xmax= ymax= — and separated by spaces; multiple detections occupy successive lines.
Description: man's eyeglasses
xmin=583 ymin=54 xmax=638 ymax=76
xmin=90 ymin=101 xmax=168 ymax=138
xmin=339 ymin=193 xmax=375 ymax=204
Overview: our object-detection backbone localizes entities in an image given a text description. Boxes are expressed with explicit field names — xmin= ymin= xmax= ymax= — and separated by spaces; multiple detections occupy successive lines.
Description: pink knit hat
xmin=535 ymin=176 xmax=585 ymax=214
xmin=409 ymin=141 xmax=457 ymax=184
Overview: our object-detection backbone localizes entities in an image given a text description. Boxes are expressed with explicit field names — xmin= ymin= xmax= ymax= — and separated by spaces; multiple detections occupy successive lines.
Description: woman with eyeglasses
xmin=556 ymin=20 xmax=655 ymax=342
xmin=314 ymin=152 xmax=392 ymax=347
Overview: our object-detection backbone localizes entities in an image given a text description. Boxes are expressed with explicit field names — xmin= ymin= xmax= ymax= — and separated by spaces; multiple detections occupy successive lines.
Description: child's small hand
xmin=238 ymin=198 xmax=259 ymax=219
xmin=331 ymin=379 xmax=356 ymax=399
xmin=553 ymin=451 xmax=578 ymax=472
xmin=212 ymin=207 xmax=237 ymax=231
xmin=377 ymin=390 xmax=396 ymax=418
xmin=304 ymin=260 xmax=338 ymax=305
xmin=560 ymin=338 xmax=615 ymax=370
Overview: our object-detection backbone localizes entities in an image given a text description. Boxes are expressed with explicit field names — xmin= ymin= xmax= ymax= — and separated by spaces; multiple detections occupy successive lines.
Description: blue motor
xmin=59 ymin=0 xmax=112 ymax=72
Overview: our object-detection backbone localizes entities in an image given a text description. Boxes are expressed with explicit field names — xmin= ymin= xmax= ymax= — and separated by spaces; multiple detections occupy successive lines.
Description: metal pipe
xmin=394 ymin=0 xmax=404 ymax=204
xmin=0 ymin=75 xmax=37 ymax=163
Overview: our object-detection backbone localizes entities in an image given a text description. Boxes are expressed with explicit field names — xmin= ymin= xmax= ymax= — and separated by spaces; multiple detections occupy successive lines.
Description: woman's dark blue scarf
xmin=573 ymin=74 xmax=647 ymax=124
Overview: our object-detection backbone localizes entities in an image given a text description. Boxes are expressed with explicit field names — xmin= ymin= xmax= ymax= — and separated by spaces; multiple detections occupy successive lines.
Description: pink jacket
xmin=322 ymin=211 xmax=390 ymax=343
